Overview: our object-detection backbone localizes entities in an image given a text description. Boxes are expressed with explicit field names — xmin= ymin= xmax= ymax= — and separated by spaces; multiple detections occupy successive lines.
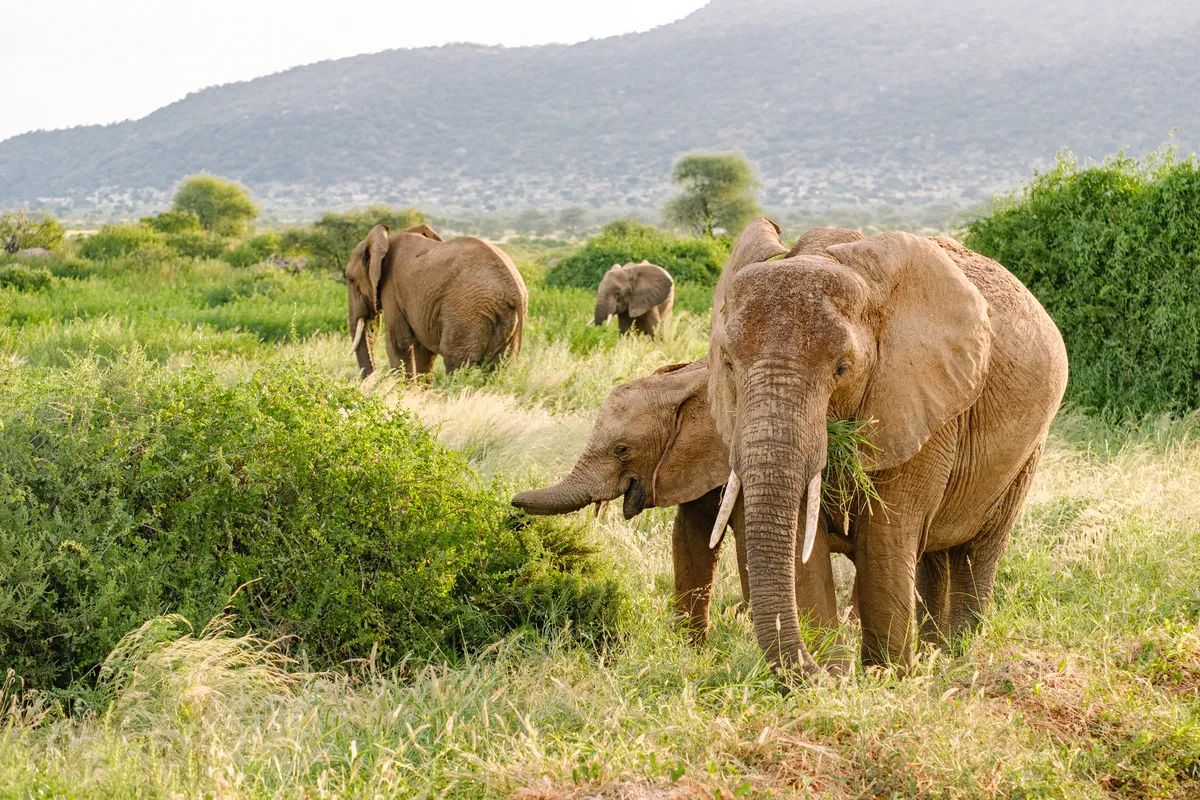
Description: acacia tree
xmin=558 ymin=206 xmax=589 ymax=237
xmin=663 ymin=152 xmax=762 ymax=238
xmin=172 ymin=175 xmax=260 ymax=236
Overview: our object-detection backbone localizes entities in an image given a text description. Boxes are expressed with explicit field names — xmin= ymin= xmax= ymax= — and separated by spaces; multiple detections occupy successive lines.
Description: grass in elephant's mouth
xmin=824 ymin=416 xmax=885 ymax=526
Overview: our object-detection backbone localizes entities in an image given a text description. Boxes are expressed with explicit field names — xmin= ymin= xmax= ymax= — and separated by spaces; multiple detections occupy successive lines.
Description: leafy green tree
xmin=171 ymin=175 xmax=260 ymax=236
xmin=558 ymin=206 xmax=589 ymax=237
xmin=663 ymin=152 xmax=762 ymax=237
xmin=547 ymin=219 xmax=729 ymax=289
xmin=0 ymin=209 xmax=65 ymax=254
xmin=515 ymin=208 xmax=554 ymax=237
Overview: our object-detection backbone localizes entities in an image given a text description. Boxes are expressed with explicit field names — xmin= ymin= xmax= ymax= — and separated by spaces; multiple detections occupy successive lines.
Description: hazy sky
xmin=1 ymin=0 xmax=706 ymax=141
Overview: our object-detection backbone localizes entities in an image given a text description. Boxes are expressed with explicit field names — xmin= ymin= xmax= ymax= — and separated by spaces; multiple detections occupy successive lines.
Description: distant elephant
xmin=594 ymin=261 xmax=674 ymax=337
xmin=510 ymin=359 xmax=846 ymax=657
xmin=346 ymin=223 xmax=528 ymax=379
xmin=708 ymin=220 xmax=1068 ymax=674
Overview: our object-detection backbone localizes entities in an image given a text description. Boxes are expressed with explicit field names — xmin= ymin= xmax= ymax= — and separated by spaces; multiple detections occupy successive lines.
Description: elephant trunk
xmin=348 ymin=290 xmax=376 ymax=379
xmin=737 ymin=371 xmax=828 ymax=675
xmin=512 ymin=468 xmax=595 ymax=515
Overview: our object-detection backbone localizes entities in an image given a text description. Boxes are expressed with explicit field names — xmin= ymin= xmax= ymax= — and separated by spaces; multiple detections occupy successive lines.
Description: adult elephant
xmin=594 ymin=261 xmax=674 ymax=337
xmin=346 ymin=224 xmax=527 ymax=379
xmin=511 ymin=359 xmax=847 ymax=661
xmin=708 ymin=220 xmax=1068 ymax=674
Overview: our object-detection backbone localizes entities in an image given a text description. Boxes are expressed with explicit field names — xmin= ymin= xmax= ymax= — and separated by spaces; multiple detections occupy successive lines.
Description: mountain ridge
xmin=3 ymin=0 xmax=1198 ymax=215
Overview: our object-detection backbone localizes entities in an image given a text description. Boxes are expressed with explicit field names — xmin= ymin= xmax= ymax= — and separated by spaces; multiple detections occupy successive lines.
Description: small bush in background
xmin=76 ymin=223 xmax=164 ymax=261
xmin=141 ymin=209 xmax=202 ymax=235
xmin=0 ymin=353 xmax=628 ymax=690
xmin=163 ymin=230 xmax=228 ymax=259
xmin=0 ymin=263 xmax=53 ymax=292
xmin=964 ymin=146 xmax=1200 ymax=416
xmin=546 ymin=220 xmax=729 ymax=289
xmin=222 ymin=232 xmax=284 ymax=267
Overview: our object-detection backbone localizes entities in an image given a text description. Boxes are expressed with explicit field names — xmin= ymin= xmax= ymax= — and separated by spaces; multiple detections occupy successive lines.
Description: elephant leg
xmin=633 ymin=310 xmax=660 ymax=338
xmin=617 ymin=313 xmax=635 ymax=336
xmin=948 ymin=444 xmax=1043 ymax=643
xmin=440 ymin=312 xmax=490 ymax=374
xmin=916 ymin=550 xmax=950 ymax=647
xmin=672 ymin=489 xmax=723 ymax=640
xmin=413 ymin=342 xmax=436 ymax=376
xmin=383 ymin=310 xmax=416 ymax=377
xmin=856 ymin=425 xmax=957 ymax=670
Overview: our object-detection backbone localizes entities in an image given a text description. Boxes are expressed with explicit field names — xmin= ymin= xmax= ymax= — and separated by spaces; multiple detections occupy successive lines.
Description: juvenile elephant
xmin=346 ymin=224 xmax=528 ymax=379
xmin=708 ymin=219 xmax=1068 ymax=674
xmin=594 ymin=261 xmax=674 ymax=337
xmin=510 ymin=359 xmax=846 ymax=655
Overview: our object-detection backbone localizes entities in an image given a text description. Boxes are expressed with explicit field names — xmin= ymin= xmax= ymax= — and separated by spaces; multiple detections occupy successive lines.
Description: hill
xmin=3 ymin=0 xmax=1198 ymax=216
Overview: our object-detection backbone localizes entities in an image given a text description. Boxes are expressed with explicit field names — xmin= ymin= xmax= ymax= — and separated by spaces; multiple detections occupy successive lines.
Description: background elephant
xmin=594 ymin=261 xmax=674 ymax=337
xmin=510 ymin=359 xmax=846 ymax=656
xmin=346 ymin=223 xmax=528 ymax=379
xmin=708 ymin=219 xmax=1068 ymax=674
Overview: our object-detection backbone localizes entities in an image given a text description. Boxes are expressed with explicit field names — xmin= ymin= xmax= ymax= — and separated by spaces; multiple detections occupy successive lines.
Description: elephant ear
xmin=403 ymin=223 xmax=444 ymax=242
xmin=365 ymin=224 xmax=390 ymax=312
xmin=722 ymin=218 xmax=788 ymax=280
xmin=628 ymin=263 xmax=674 ymax=318
xmin=827 ymin=231 xmax=994 ymax=470
xmin=786 ymin=226 xmax=864 ymax=260
xmin=652 ymin=364 xmax=729 ymax=507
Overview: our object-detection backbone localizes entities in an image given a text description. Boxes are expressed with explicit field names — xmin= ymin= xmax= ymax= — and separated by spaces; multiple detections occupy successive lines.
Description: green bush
xmin=0 ymin=263 xmax=52 ymax=292
xmin=77 ymin=223 xmax=164 ymax=261
xmin=281 ymin=206 xmax=424 ymax=271
xmin=164 ymin=230 xmax=228 ymax=259
xmin=964 ymin=147 xmax=1200 ymax=416
xmin=0 ymin=353 xmax=627 ymax=689
xmin=1 ymin=209 xmax=65 ymax=254
xmin=46 ymin=258 xmax=99 ymax=280
xmin=546 ymin=220 xmax=729 ymax=289
xmin=141 ymin=210 xmax=202 ymax=235
xmin=222 ymin=232 xmax=283 ymax=267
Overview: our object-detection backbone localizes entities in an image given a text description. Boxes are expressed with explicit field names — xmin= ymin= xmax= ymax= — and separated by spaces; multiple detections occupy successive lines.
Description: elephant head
xmin=345 ymin=224 xmax=391 ymax=379
xmin=708 ymin=220 xmax=994 ymax=672
xmin=594 ymin=261 xmax=674 ymax=325
xmin=512 ymin=359 xmax=729 ymax=519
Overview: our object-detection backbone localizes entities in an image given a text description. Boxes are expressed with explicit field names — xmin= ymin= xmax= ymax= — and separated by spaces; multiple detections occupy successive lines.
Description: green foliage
xmin=964 ymin=147 xmax=1200 ymax=415
xmin=546 ymin=220 xmax=729 ymax=289
xmin=163 ymin=230 xmax=228 ymax=260
xmin=141 ymin=210 xmax=201 ymax=235
xmin=515 ymin=208 xmax=555 ymax=237
xmin=222 ymin=233 xmax=282 ymax=268
xmin=0 ymin=263 xmax=53 ymax=292
xmin=662 ymin=152 xmax=762 ymax=238
xmin=0 ymin=353 xmax=628 ymax=689
xmin=77 ymin=223 xmax=164 ymax=261
xmin=172 ymin=175 xmax=260 ymax=236
xmin=0 ymin=209 xmax=65 ymax=254
xmin=280 ymin=206 xmax=423 ymax=271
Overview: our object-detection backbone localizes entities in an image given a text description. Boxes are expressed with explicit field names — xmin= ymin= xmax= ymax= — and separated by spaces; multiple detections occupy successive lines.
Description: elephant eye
xmin=613 ymin=443 xmax=632 ymax=459
xmin=835 ymin=357 xmax=850 ymax=377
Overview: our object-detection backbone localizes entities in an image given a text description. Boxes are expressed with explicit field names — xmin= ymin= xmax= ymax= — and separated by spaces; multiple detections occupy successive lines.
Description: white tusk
xmin=348 ymin=318 xmax=366 ymax=356
xmin=801 ymin=472 xmax=821 ymax=564
xmin=709 ymin=471 xmax=741 ymax=549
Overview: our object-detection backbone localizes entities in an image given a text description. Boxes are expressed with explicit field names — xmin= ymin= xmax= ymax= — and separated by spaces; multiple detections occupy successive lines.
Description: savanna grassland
xmin=4 ymin=163 xmax=1200 ymax=798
